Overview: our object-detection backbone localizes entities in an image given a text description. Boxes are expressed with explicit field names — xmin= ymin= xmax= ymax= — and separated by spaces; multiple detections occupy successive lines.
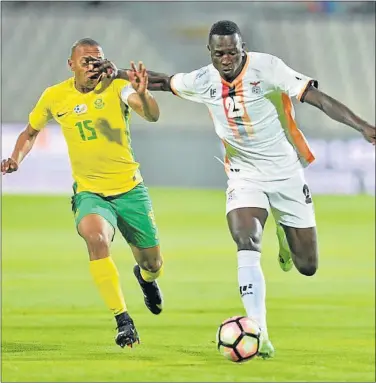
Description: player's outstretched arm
xmin=303 ymin=86 xmax=375 ymax=144
xmin=87 ymin=58 xmax=172 ymax=91
xmin=126 ymin=61 xmax=160 ymax=122
xmin=118 ymin=68 xmax=171 ymax=91
xmin=1 ymin=124 xmax=39 ymax=174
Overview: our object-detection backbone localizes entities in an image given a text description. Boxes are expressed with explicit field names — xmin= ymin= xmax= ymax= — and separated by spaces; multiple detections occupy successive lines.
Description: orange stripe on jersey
xmin=282 ymin=93 xmax=315 ymax=164
xmin=235 ymin=80 xmax=253 ymax=137
xmin=224 ymin=155 xmax=231 ymax=174
xmin=222 ymin=83 xmax=241 ymax=141
xmin=221 ymin=139 xmax=231 ymax=175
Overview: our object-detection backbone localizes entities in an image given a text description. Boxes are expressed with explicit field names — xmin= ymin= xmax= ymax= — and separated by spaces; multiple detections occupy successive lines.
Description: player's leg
xmin=113 ymin=183 xmax=164 ymax=314
xmin=72 ymin=191 xmax=139 ymax=347
xmin=282 ymin=226 xmax=318 ymax=276
xmin=226 ymin=184 xmax=274 ymax=358
xmin=270 ymin=172 xmax=318 ymax=276
xmin=130 ymin=244 xmax=164 ymax=315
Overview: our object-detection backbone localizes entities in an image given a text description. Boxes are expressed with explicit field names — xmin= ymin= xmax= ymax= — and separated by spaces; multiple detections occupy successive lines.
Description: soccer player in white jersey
xmin=90 ymin=20 xmax=375 ymax=358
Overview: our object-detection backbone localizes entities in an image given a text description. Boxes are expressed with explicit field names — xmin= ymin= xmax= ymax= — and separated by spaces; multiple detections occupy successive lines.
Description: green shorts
xmin=71 ymin=183 xmax=159 ymax=248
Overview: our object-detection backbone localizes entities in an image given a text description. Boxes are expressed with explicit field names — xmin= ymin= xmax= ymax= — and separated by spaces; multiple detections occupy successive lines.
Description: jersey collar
xmin=220 ymin=53 xmax=250 ymax=88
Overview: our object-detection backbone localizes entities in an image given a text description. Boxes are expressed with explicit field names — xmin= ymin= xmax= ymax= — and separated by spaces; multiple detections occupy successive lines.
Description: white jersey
xmin=170 ymin=52 xmax=318 ymax=181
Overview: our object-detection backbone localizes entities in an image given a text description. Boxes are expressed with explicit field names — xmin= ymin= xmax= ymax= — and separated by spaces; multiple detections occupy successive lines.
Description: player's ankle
xmin=115 ymin=311 xmax=131 ymax=327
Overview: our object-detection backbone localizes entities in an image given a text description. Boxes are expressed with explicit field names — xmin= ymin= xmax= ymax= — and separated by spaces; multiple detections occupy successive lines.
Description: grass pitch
xmin=1 ymin=190 xmax=375 ymax=382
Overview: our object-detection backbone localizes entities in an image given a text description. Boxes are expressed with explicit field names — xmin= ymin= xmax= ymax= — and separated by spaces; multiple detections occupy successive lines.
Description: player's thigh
xmin=72 ymin=191 xmax=116 ymax=258
xmin=283 ymin=225 xmax=318 ymax=262
xmin=268 ymin=170 xmax=316 ymax=229
xmin=113 ymin=183 xmax=159 ymax=250
xmin=226 ymin=179 xmax=269 ymax=250
xmin=268 ymin=171 xmax=318 ymax=256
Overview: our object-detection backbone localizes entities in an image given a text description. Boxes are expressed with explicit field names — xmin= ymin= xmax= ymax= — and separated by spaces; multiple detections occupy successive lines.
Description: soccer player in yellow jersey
xmin=1 ymin=38 xmax=164 ymax=348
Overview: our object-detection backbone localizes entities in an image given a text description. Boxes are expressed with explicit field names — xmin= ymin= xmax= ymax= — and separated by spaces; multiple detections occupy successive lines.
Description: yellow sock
xmin=89 ymin=257 xmax=127 ymax=316
xmin=140 ymin=264 xmax=164 ymax=282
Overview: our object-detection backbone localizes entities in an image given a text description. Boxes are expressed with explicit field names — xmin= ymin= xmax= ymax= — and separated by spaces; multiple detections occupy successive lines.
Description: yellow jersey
xmin=29 ymin=77 xmax=143 ymax=196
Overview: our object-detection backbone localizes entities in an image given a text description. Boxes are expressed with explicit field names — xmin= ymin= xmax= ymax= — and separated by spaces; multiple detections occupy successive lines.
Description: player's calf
xmin=283 ymin=226 xmax=318 ymax=276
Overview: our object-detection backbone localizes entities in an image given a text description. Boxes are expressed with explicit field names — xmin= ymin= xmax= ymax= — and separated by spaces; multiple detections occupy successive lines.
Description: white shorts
xmin=226 ymin=170 xmax=316 ymax=228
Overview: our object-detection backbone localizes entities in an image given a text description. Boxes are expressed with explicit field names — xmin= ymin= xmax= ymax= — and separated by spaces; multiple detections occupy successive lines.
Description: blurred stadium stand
xmin=1 ymin=1 xmax=375 ymax=193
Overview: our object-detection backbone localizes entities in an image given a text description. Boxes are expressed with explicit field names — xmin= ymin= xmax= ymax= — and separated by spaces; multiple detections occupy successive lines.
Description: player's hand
xmin=87 ymin=57 xmax=118 ymax=79
xmin=1 ymin=157 xmax=18 ymax=175
xmin=361 ymin=124 xmax=376 ymax=145
xmin=127 ymin=61 xmax=148 ymax=95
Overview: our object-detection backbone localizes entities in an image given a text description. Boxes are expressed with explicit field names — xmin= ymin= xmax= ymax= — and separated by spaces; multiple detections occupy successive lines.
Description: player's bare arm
xmin=120 ymin=67 xmax=172 ymax=90
xmin=1 ymin=124 xmax=39 ymax=174
xmin=88 ymin=58 xmax=160 ymax=120
xmin=88 ymin=58 xmax=172 ymax=91
xmin=303 ymin=86 xmax=376 ymax=144
xmin=127 ymin=61 xmax=160 ymax=122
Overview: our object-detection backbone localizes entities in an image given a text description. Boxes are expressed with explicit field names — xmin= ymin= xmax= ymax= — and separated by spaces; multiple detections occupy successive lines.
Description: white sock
xmin=237 ymin=250 xmax=268 ymax=338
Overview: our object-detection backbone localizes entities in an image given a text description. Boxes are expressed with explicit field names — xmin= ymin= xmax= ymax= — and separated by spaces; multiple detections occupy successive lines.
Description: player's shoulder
xmin=42 ymin=77 xmax=74 ymax=98
xmin=248 ymin=51 xmax=281 ymax=71
xmin=112 ymin=78 xmax=131 ymax=88
xmin=190 ymin=64 xmax=213 ymax=90
xmin=109 ymin=78 xmax=132 ymax=97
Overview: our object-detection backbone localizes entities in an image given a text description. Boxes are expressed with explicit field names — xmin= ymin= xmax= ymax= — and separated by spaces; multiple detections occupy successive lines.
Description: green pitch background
xmin=1 ymin=191 xmax=375 ymax=382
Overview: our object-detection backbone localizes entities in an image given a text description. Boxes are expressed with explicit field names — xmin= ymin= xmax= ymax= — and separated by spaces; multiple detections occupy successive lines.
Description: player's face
xmin=68 ymin=45 xmax=104 ymax=90
xmin=208 ymin=34 xmax=245 ymax=81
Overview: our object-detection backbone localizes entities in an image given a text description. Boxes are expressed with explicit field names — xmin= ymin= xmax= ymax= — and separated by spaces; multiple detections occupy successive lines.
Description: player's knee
xmin=296 ymin=256 xmax=318 ymax=276
xmin=141 ymin=257 xmax=163 ymax=273
xmin=84 ymin=232 xmax=110 ymax=259
xmin=232 ymin=231 xmax=262 ymax=252
xmin=298 ymin=264 xmax=317 ymax=276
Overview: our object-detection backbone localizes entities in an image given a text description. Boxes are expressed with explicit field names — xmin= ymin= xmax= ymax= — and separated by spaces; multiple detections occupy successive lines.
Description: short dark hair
xmin=70 ymin=37 xmax=101 ymax=57
xmin=209 ymin=20 xmax=242 ymax=42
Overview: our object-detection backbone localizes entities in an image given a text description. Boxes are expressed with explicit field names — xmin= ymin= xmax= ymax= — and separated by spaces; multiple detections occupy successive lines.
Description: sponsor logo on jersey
xmin=210 ymin=87 xmax=217 ymax=98
xmin=73 ymin=104 xmax=88 ymax=115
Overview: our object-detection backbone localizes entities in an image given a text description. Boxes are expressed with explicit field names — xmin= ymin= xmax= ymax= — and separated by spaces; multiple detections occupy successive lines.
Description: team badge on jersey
xmin=94 ymin=98 xmax=105 ymax=109
xmin=74 ymin=104 xmax=88 ymax=115
xmin=250 ymin=81 xmax=262 ymax=95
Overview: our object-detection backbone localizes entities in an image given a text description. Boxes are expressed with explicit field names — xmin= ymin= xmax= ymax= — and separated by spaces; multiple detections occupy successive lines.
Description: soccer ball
xmin=216 ymin=316 xmax=262 ymax=362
